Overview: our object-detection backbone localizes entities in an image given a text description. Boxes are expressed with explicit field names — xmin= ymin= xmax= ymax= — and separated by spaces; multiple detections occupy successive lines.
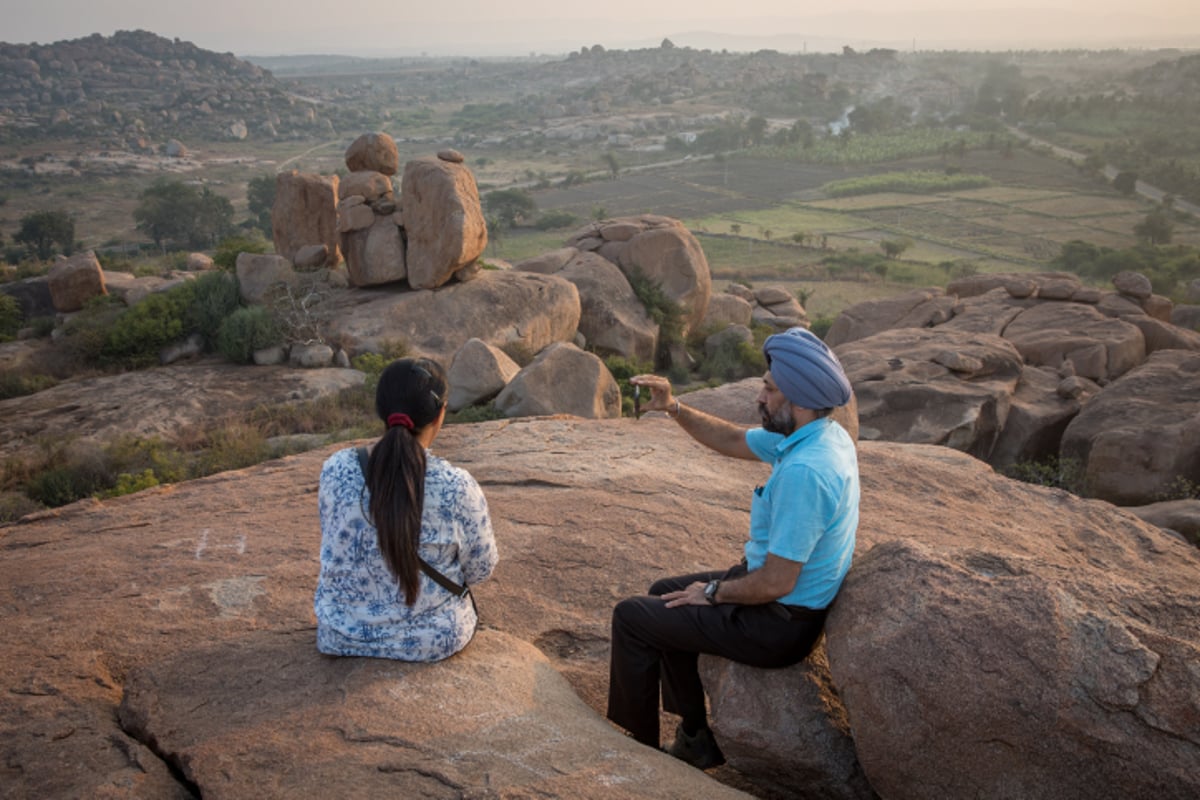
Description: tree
xmin=483 ymin=188 xmax=537 ymax=229
xmin=134 ymin=179 xmax=234 ymax=252
xmin=746 ymin=115 xmax=768 ymax=146
xmin=603 ymin=151 xmax=620 ymax=180
xmin=246 ymin=173 xmax=276 ymax=238
xmin=14 ymin=210 xmax=75 ymax=260
xmin=1113 ymin=171 xmax=1139 ymax=196
xmin=881 ymin=237 xmax=913 ymax=259
xmin=1134 ymin=209 xmax=1174 ymax=245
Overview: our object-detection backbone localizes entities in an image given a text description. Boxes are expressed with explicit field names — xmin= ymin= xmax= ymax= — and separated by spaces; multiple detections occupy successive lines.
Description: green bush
xmin=604 ymin=355 xmax=654 ymax=416
xmin=0 ymin=371 xmax=57 ymax=400
xmin=533 ymin=210 xmax=580 ymax=230
xmin=60 ymin=296 xmax=124 ymax=366
xmin=187 ymin=271 xmax=242 ymax=348
xmin=101 ymin=469 xmax=161 ymax=499
xmin=447 ymin=405 xmax=508 ymax=424
xmin=103 ymin=289 xmax=193 ymax=366
xmin=626 ymin=268 xmax=685 ymax=368
xmin=696 ymin=334 xmax=766 ymax=383
xmin=25 ymin=463 xmax=112 ymax=507
xmin=0 ymin=293 xmax=21 ymax=340
xmin=213 ymin=233 xmax=270 ymax=269
xmin=1003 ymin=457 xmax=1083 ymax=493
xmin=217 ymin=306 xmax=282 ymax=364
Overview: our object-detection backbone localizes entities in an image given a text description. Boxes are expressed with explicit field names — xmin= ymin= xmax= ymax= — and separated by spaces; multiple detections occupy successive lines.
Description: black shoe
xmin=664 ymin=723 xmax=726 ymax=769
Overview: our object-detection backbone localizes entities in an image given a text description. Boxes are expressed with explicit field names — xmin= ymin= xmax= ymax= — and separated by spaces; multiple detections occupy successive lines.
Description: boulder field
xmin=2 ymin=400 xmax=1197 ymax=799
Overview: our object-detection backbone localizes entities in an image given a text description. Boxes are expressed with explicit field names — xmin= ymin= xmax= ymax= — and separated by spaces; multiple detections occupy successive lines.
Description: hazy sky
xmin=3 ymin=0 xmax=1199 ymax=57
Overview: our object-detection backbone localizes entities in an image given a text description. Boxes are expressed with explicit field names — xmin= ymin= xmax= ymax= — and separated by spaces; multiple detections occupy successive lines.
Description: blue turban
xmin=762 ymin=327 xmax=852 ymax=410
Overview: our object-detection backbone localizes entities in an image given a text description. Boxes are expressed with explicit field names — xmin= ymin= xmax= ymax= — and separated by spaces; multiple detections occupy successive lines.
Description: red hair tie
xmin=386 ymin=413 xmax=415 ymax=431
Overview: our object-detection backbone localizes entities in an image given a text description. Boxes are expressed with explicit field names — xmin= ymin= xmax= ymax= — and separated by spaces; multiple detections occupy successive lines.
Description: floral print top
xmin=314 ymin=446 xmax=498 ymax=661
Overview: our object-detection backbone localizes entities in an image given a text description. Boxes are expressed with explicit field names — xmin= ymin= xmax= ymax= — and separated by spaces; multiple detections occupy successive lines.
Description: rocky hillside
xmin=0 ymin=30 xmax=334 ymax=147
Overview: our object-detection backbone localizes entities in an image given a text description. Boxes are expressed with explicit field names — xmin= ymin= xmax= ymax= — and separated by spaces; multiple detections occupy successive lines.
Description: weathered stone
xmin=1124 ymin=499 xmax=1200 ymax=546
xmin=1002 ymin=302 xmax=1145 ymax=382
xmin=1036 ymin=277 xmax=1080 ymax=300
xmin=825 ymin=288 xmax=952 ymax=347
xmin=271 ymin=171 xmax=340 ymax=265
xmin=751 ymin=305 xmax=803 ymax=331
xmin=1188 ymin=279 xmax=1200 ymax=304
xmin=599 ymin=221 xmax=641 ymax=241
xmin=558 ymin=251 xmax=658 ymax=362
xmin=1096 ymin=291 xmax=1146 ymax=318
xmin=437 ymin=148 xmax=465 ymax=163
xmin=988 ymin=365 xmax=1095 ymax=470
xmin=342 ymin=217 xmax=405 ymax=288
xmin=447 ymin=338 xmax=520 ymax=411
xmin=186 ymin=252 xmax=214 ymax=271
xmin=159 ymin=332 xmax=204 ymax=365
xmin=1070 ymin=286 xmax=1103 ymax=303
xmin=494 ymin=343 xmax=621 ymax=419
xmin=941 ymin=287 xmax=1032 ymax=335
xmin=1141 ymin=293 xmax=1173 ymax=322
xmin=835 ymin=328 xmax=1023 ymax=458
xmin=1120 ymin=314 xmax=1200 ymax=355
xmin=336 ymin=199 xmax=375 ymax=233
xmin=1172 ymin=304 xmax=1200 ymax=332
xmin=47 ymin=251 xmax=106 ymax=312
xmin=1113 ymin=270 xmax=1153 ymax=299
xmin=701 ymin=644 xmax=874 ymax=800
xmin=725 ymin=283 xmax=756 ymax=303
xmin=323 ymin=270 xmax=580 ymax=369
xmin=344 ymin=131 xmax=399 ymax=175
xmin=401 ymin=156 xmax=488 ymax=290
xmin=1061 ymin=349 xmax=1200 ymax=506
xmin=293 ymin=244 xmax=329 ymax=270
xmin=235 ymin=252 xmax=296 ymax=305
xmin=253 ymin=345 xmax=286 ymax=366
xmin=752 ymin=285 xmax=794 ymax=307
xmin=454 ymin=261 xmax=483 ymax=282
xmin=288 ymin=342 xmax=334 ymax=368
xmin=701 ymin=293 xmax=753 ymax=329
xmin=0 ymin=276 xmax=54 ymax=321
xmin=514 ymin=246 xmax=578 ymax=275
xmin=337 ymin=170 xmax=393 ymax=203
xmin=619 ymin=221 xmax=711 ymax=334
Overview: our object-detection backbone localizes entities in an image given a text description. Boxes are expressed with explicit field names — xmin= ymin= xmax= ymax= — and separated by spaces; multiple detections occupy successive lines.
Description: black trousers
xmin=606 ymin=565 xmax=827 ymax=747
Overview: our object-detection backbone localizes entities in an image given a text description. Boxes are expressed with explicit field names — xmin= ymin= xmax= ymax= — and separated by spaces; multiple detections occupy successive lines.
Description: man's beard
xmin=759 ymin=401 xmax=796 ymax=435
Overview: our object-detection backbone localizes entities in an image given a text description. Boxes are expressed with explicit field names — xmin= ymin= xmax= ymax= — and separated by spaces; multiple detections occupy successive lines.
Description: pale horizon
xmin=2 ymin=0 xmax=1199 ymax=58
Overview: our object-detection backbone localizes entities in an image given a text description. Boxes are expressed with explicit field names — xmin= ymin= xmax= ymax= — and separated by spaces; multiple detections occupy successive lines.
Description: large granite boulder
xmin=834 ymin=328 xmax=1024 ymax=458
xmin=1060 ymin=349 xmax=1200 ymax=505
xmin=558 ymin=251 xmax=658 ymax=363
xmin=271 ymin=171 xmax=340 ymax=266
xmin=568 ymin=216 xmax=711 ymax=335
xmin=1125 ymin=499 xmax=1200 ymax=546
xmin=0 ymin=275 xmax=54 ymax=321
xmin=235 ymin=252 xmax=297 ymax=305
xmin=701 ymin=292 xmax=754 ymax=329
xmin=47 ymin=250 xmax=107 ymax=312
xmin=494 ymin=342 xmax=622 ymax=419
xmin=987 ymin=364 xmax=1099 ymax=470
xmin=514 ymin=246 xmax=578 ymax=275
xmin=344 ymin=131 xmax=400 ymax=176
xmin=401 ymin=155 xmax=488 ymax=289
xmin=446 ymin=337 xmax=520 ymax=411
xmin=827 ymin=443 xmax=1200 ymax=800
xmin=341 ymin=214 xmax=406 ymax=287
xmin=323 ymin=270 xmax=581 ymax=369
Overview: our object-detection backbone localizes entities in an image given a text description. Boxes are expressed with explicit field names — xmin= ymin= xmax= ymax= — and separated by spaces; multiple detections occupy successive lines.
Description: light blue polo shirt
xmin=744 ymin=417 xmax=859 ymax=610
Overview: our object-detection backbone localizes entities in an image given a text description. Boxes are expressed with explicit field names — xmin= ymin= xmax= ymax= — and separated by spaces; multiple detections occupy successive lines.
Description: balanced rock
xmin=47 ymin=250 xmax=106 ymax=312
xmin=401 ymin=155 xmax=488 ymax=290
xmin=557 ymin=251 xmax=658 ymax=363
xmin=271 ymin=171 xmax=340 ymax=266
xmin=701 ymin=292 xmax=753 ymax=329
xmin=337 ymin=170 xmax=393 ymax=203
xmin=1113 ymin=270 xmax=1153 ymax=300
xmin=494 ymin=343 xmax=621 ymax=419
xmin=344 ymin=131 xmax=399 ymax=176
xmin=340 ymin=216 xmax=406 ymax=288
xmin=447 ymin=338 xmax=520 ymax=411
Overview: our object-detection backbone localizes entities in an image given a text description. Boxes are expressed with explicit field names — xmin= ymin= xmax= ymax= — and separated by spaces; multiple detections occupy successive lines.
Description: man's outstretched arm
xmin=630 ymin=374 xmax=756 ymax=460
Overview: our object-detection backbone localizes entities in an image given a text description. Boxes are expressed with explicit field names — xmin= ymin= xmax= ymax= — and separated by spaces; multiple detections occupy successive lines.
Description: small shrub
xmin=1156 ymin=476 xmax=1200 ymax=502
xmin=604 ymin=355 xmax=654 ymax=417
xmin=25 ymin=462 xmax=112 ymax=507
xmin=216 ymin=306 xmax=282 ymax=364
xmin=192 ymin=422 xmax=269 ymax=476
xmin=101 ymin=469 xmax=161 ymax=499
xmin=0 ymin=293 xmax=21 ymax=340
xmin=626 ymin=268 xmax=685 ymax=369
xmin=809 ymin=316 xmax=835 ymax=340
xmin=187 ymin=270 xmax=242 ymax=348
xmin=0 ymin=491 xmax=42 ymax=524
xmin=1003 ymin=457 xmax=1083 ymax=493
xmin=696 ymin=335 xmax=766 ymax=383
xmin=103 ymin=291 xmax=190 ymax=366
xmin=533 ymin=210 xmax=580 ymax=230
xmin=60 ymin=296 xmax=124 ymax=366
xmin=447 ymin=405 xmax=507 ymax=424
xmin=0 ymin=371 xmax=58 ymax=400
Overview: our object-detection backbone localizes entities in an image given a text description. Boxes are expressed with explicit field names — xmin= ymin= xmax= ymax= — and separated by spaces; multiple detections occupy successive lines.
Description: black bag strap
xmin=356 ymin=446 xmax=471 ymax=599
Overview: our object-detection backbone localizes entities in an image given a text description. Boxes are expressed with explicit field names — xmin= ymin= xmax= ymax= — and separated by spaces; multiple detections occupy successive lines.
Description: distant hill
xmin=0 ymin=29 xmax=338 ymax=147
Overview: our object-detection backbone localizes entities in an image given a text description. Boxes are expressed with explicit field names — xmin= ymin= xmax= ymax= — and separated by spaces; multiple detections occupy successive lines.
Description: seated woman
xmin=314 ymin=357 xmax=498 ymax=661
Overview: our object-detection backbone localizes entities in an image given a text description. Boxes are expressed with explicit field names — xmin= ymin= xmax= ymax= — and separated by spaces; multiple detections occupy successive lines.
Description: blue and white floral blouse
xmin=314 ymin=446 xmax=498 ymax=661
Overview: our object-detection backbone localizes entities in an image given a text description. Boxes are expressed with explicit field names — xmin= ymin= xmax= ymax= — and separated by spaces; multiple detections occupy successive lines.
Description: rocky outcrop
xmin=3 ymin=415 xmax=1197 ymax=799
xmin=829 ymin=271 xmax=1200 ymax=506
xmin=567 ymin=215 xmax=711 ymax=336
xmin=47 ymin=250 xmax=107 ymax=311
xmin=343 ymin=131 xmax=400 ymax=176
xmin=446 ymin=338 xmax=520 ymax=411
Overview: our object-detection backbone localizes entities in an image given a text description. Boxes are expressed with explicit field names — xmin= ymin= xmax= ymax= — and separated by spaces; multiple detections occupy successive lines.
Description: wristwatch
xmin=703 ymin=579 xmax=721 ymax=605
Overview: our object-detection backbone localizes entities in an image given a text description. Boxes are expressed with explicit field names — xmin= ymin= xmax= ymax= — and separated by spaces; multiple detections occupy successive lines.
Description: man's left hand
xmin=662 ymin=582 xmax=709 ymax=608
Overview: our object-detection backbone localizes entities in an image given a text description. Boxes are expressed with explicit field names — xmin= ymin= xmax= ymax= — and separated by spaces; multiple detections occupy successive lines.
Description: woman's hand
xmin=629 ymin=374 xmax=674 ymax=416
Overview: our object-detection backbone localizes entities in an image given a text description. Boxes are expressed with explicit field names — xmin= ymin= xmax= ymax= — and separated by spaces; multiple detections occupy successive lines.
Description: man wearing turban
xmin=606 ymin=327 xmax=860 ymax=769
